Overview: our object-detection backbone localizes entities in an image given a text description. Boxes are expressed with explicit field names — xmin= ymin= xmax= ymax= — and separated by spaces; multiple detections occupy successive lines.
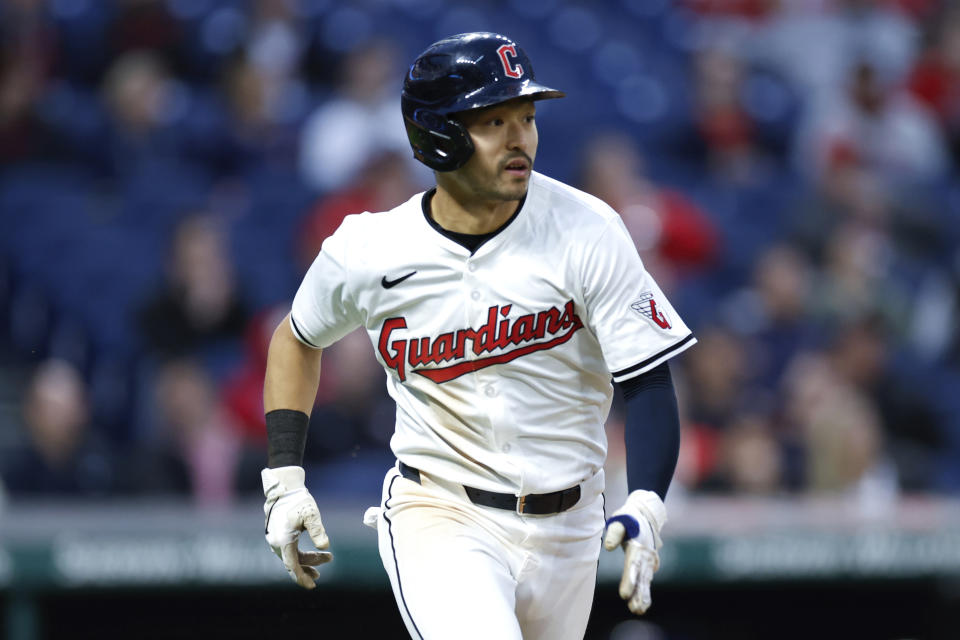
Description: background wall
xmin=2 ymin=0 xmax=960 ymax=638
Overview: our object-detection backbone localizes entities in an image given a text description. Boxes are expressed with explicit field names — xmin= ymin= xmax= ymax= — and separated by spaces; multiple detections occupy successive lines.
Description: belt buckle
xmin=516 ymin=494 xmax=527 ymax=515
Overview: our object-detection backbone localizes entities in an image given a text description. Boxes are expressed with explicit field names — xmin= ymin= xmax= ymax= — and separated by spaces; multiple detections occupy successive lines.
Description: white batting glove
xmin=261 ymin=466 xmax=333 ymax=589
xmin=603 ymin=489 xmax=667 ymax=615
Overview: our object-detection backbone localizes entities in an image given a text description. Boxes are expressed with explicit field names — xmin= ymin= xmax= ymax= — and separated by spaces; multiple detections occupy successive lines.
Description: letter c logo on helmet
xmin=497 ymin=44 xmax=523 ymax=79
xmin=401 ymin=32 xmax=565 ymax=172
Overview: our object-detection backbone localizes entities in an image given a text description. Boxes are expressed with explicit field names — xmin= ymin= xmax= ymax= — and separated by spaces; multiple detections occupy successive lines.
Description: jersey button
xmin=471 ymin=290 xmax=481 ymax=301
xmin=467 ymin=263 xmax=477 ymax=272
xmin=484 ymin=385 xmax=498 ymax=397
xmin=501 ymin=443 xmax=511 ymax=453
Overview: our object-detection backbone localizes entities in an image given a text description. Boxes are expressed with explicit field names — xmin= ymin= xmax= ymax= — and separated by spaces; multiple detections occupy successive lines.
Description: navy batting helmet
xmin=401 ymin=32 xmax=565 ymax=172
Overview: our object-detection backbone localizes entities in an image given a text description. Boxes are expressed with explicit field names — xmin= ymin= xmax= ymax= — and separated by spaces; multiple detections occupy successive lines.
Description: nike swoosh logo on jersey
xmin=381 ymin=271 xmax=417 ymax=289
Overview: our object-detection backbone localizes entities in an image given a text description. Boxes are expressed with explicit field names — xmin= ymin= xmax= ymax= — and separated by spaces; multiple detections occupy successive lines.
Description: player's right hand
xmin=261 ymin=466 xmax=333 ymax=589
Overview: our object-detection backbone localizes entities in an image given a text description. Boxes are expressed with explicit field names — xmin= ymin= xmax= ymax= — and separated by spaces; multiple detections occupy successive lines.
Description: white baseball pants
xmin=371 ymin=464 xmax=605 ymax=640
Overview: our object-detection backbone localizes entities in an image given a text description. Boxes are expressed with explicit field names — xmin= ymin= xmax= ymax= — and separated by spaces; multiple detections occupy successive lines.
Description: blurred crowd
xmin=1 ymin=0 xmax=959 ymax=510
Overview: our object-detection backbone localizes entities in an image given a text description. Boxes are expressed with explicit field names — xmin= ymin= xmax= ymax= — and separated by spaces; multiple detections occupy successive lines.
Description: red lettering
xmin=376 ymin=300 xmax=585 ymax=384
xmin=560 ymin=300 xmax=577 ymax=329
xmin=409 ymin=336 xmax=432 ymax=367
xmin=510 ymin=314 xmax=536 ymax=343
xmin=433 ymin=332 xmax=455 ymax=362
xmin=495 ymin=318 xmax=512 ymax=349
xmin=415 ymin=322 xmax=582 ymax=383
xmin=475 ymin=306 xmax=498 ymax=354
xmin=535 ymin=307 xmax=561 ymax=337
xmin=456 ymin=329 xmax=473 ymax=358
xmin=378 ymin=318 xmax=408 ymax=381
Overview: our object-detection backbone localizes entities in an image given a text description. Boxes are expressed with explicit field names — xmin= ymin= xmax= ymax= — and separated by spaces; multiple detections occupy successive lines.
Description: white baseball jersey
xmin=290 ymin=171 xmax=695 ymax=496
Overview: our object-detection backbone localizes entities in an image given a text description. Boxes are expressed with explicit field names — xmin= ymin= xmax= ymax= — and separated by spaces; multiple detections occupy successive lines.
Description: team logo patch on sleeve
xmin=631 ymin=292 xmax=671 ymax=329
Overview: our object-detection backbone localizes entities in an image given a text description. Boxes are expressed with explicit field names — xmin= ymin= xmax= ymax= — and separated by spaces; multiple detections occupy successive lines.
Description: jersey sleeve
xmin=289 ymin=218 xmax=362 ymax=349
xmin=581 ymin=216 xmax=696 ymax=383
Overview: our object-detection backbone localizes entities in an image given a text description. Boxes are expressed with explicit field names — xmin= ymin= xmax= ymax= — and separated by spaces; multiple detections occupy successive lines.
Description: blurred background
xmin=1 ymin=0 xmax=959 ymax=638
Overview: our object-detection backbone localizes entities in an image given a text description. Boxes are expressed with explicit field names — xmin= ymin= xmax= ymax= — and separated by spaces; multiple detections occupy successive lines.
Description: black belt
xmin=398 ymin=461 xmax=581 ymax=516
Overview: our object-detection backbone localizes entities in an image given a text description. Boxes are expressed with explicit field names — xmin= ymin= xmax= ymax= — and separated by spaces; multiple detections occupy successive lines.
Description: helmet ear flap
xmin=404 ymin=109 xmax=475 ymax=172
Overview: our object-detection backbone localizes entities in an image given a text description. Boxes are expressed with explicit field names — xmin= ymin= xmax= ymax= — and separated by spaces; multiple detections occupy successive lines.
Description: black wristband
xmin=265 ymin=409 xmax=309 ymax=468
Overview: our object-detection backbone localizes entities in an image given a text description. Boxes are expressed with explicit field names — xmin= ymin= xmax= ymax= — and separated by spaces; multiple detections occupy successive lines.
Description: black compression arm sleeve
xmin=616 ymin=361 xmax=680 ymax=500
xmin=266 ymin=409 xmax=309 ymax=468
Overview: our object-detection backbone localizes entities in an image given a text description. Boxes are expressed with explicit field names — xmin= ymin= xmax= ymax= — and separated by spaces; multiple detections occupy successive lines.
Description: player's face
xmin=452 ymin=99 xmax=538 ymax=202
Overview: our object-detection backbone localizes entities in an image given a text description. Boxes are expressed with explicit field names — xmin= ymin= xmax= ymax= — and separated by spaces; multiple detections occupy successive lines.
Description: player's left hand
xmin=603 ymin=489 xmax=667 ymax=615
xmin=261 ymin=466 xmax=333 ymax=589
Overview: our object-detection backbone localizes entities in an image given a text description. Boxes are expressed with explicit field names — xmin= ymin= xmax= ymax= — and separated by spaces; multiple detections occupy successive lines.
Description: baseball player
xmin=261 ymin=32 xmax=695 ymax=639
